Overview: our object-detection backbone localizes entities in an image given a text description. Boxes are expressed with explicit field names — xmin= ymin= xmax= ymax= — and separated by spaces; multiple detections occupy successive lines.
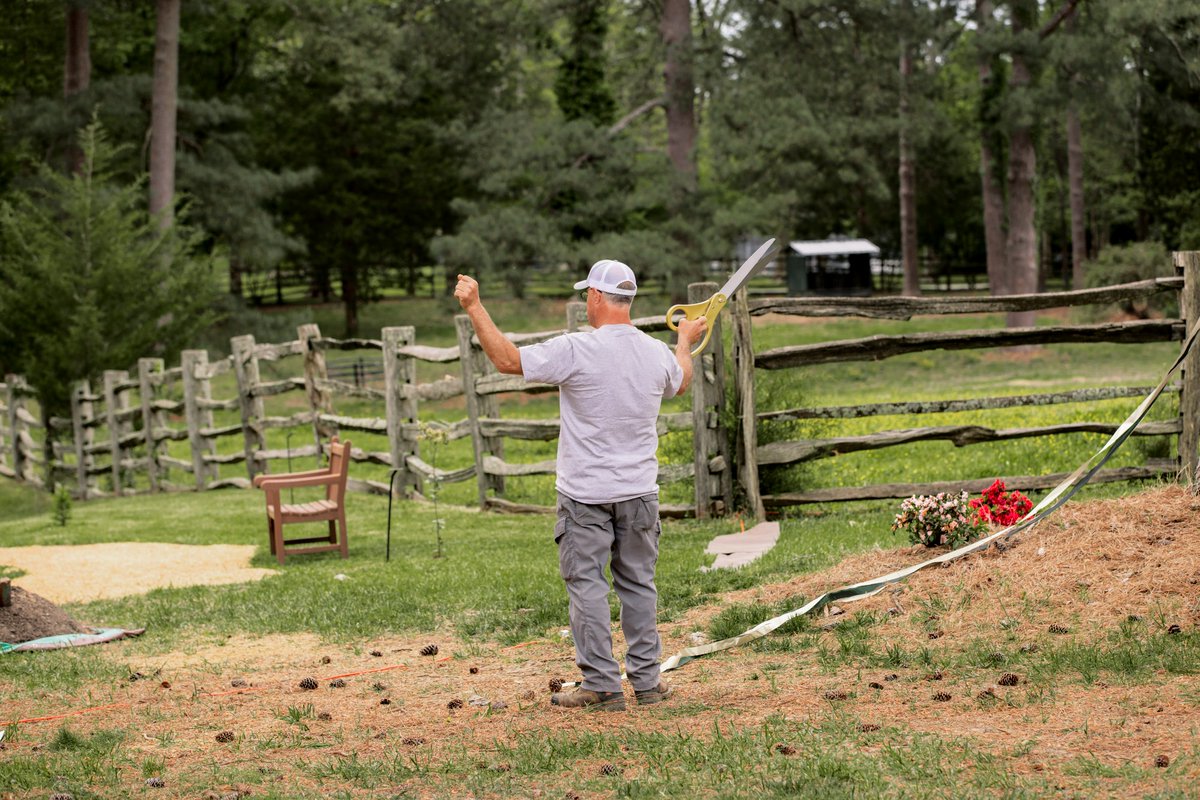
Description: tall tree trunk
xmin=899 ymin=35 xmax=920 ymax=297
xmin=341 ymin=264 xmax=359 ymax=337
xmin=229 ymin=256 xmax=243 ymax=298
xmin=660 ymin=0 xmax=698 ymax=303
xmin=661 ymin=0 xmax=697 ymax=185
xmin=1067 ymin=101 xmax=1086 ymax=289
xmin=976 ymin=0 xmax=1007 ymax=296
xmin=149 ymin=0 xmax=181 ymax=228
xmin=1004 ymin=1 xmax=1038 ymax=328
xmin=1065 ymin=13 xmax=1087 ymax=290
xmin=63 ymin=4 xmax=90 ymax=175
xmin=64 ymin=5 xmax=90 ymax=97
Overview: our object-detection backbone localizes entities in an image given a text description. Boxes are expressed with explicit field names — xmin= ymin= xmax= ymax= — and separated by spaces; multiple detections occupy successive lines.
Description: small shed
xmin=786 ymin=238 xmax=880 ymax=296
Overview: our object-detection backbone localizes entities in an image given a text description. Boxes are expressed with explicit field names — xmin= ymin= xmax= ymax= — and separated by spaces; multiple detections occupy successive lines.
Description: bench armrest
xmin=259 ymin=473 xmax=339 ymax=493
xmin=254 ymin=468 xmax=330 ymax=489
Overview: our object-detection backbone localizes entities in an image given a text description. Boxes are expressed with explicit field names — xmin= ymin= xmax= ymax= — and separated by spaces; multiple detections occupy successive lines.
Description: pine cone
xmin=321 ymin=655 xmax=332 ymax=664
xmin=998 ymin=673 xmax=1020 ymax=686
xmin=1155 ymin=755 xmax=1170 ymax=768
xmin=774 ymin=743 xmax=797 ymax=755
xmin=987 ymin=651 xmax=1006 ymax=664
xmin=599 ymin=763 xmax=621 ymax=776
xmin=420 ymin=644 xmax=439 ymax=656
xmin=469 ymin=667 xmax=479 ymax=674
xmin=1048 ymin=624 xmax=1070 ymax=634
xmin=932 ymin=691 xmax=952 ymax=702
xmin=328 ymin=678 xmax=346 ymax=688
xmin=1167 ymin=624 xmax=1182 ymax=635
xmin=50 ymin=794 xmax=74 ymax=800
xmin=402 ymin=736 xmax=426 ymax=746
xmin=145 ymin=777 xmax=165 ymax=788
xmin=317 ymin=712 xmax=332 ymax=721
xmin=549 ymin=678 xmax=564 ymax=693
xmin=370 ymin=650 xmax=383 ymax=657
xmin=823 ymin=690 xmax=848 ymax=701
xmin=298 ymin=677 xmax=319 ymax=690
xmin=230 ymin=678 xmax=248 ymax=688
xmin=380 ymin=698 xmax=391 ymax=705
xmin=868 ymin=682 xmax=884 ymax=690
xmin=928 ymin=630 xmax=944 ymax=640
xmin=447 ymin=698 xmax=464 ymax=710
xmin=215 ymin=730 xmax=235 ymax=743
xmin=977 ymin=688 xmax=997 ymax=700
xmin=883 ymin=673 xmax=899 ymax=682
xmin=855 ymin=723 xmax=881 ymax=733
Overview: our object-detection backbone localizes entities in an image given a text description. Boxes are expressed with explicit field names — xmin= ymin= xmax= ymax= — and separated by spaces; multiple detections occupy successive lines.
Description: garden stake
xmin=385 ymin=468 xmax=402 ymax=562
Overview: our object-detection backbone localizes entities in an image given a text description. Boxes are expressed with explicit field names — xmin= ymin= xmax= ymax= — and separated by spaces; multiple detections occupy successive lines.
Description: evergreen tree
xmin=556 ymin=0 xmax=617 ymax=126
xmin=0 ymin=120 xmax=218 ymax=419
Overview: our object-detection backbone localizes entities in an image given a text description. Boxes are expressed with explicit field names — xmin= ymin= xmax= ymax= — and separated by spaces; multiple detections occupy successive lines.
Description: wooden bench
xmin=252 ymin=437 xmax=351 ymax=565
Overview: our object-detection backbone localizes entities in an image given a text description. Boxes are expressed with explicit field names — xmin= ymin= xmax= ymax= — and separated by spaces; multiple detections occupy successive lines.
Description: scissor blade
xmin=719 ymin=237 xmax=778 ymax=298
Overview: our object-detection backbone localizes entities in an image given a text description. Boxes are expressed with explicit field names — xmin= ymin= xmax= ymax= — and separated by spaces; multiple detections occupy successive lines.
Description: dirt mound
xmin=690 ymin=483 xmax=1200 ymax=637
xmin=0 ymin=585 xmax=90 ymax=644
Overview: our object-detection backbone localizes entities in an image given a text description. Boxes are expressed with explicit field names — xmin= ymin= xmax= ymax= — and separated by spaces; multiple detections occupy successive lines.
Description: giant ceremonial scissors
xmin=666 ymin=237 xmax=779 ymax=356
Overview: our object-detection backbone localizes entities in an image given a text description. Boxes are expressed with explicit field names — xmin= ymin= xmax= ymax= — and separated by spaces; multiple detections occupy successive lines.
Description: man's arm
xmin=454 ymin=274 xmax=522 ymax=375
xmin=673 ymin=317 xmax=707 ymax=396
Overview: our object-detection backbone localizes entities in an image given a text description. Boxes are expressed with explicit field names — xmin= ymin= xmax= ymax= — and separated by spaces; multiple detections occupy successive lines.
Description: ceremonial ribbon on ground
xmin=657 ymin=323 xmax=1200 ymax=676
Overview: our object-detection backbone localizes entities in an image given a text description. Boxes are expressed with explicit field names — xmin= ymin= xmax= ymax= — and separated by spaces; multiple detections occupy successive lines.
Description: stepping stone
xmin=701 ymin=522 xmax=780 ymax=571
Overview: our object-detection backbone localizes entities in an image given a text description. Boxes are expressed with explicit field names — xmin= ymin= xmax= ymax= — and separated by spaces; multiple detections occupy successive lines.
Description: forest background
xmin=1 ymin=0 xmax=1199 ymax=418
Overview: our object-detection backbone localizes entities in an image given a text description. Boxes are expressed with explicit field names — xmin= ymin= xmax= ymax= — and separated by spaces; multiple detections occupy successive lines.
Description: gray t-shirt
xmin=520 ymin=324 xmax=684 ymax=504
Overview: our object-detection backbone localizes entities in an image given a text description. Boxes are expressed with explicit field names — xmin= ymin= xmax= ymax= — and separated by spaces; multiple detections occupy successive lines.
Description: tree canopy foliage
xmin=1 ymin=0 xmax=1199 ymax=342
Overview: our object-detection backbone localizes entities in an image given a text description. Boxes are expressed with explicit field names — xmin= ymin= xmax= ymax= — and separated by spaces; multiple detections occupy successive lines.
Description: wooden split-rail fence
xmin=730 ymin=252 xmax=1200 ymax=518
xmin=2 ymin=254 xmax=1197 ymax=520
xmin=0 ymin=288 xmax=730 ymax=518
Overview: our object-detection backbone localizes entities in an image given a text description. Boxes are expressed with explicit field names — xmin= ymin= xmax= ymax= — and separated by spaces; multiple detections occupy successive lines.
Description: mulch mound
xmin=0 ymin=585 xmax=90 ymax=644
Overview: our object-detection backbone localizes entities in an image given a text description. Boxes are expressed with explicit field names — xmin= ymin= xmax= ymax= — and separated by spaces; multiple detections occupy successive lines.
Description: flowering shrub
xmin=892 ymin=491 xmax=988 ymax=549
xmin=970 ymin=480 xmax=1033 ymax=527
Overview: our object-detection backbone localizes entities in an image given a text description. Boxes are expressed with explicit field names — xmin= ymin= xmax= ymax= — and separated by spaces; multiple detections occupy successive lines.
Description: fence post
xmin=3 ymin=375 xmax=22 ymax=482
xmin=566 ymin=300 xmax=587 ymax=332
xmin=231 ymin=334 xmax=266 ymax=480
xmin=298 ymin=324 xmax=333 ymax=454
xmin=181 ymin=350 xmax=215 ymax=490
xmin=103 ymin=370 xmax=129 ymax=496
xmin=70 ymin=380 xmax=97 ymax=499
xmin=138 ymin=358 xmax=165 ymax=492
xmin=456 ymin=314 xmax=504 ymax=507
xmin=687 ymin=281 xmax=730 ymax=518
xmin=731 ymin=289 xmax=765 ymax=521
xmin=383 ymin=326 xmax=421 ymax=497
xmin=1176 ymin=251 xmax=1200 ymax=487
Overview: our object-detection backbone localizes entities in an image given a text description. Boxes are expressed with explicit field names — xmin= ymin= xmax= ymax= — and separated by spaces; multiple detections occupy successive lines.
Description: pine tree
xmin=0 ymin=119 xmax=218 ymax=419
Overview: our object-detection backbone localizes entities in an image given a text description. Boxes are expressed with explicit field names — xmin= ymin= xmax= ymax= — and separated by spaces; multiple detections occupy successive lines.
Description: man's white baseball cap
xmin=573 ymin=259 xmax=638 ymax=296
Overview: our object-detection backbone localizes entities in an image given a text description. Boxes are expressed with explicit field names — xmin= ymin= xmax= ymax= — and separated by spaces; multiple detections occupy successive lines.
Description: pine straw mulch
xmin=2 ymin=486 xmax=1199 ymax=798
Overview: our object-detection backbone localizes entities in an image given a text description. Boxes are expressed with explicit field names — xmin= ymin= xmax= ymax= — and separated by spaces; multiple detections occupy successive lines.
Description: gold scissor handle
xmin=665 ymin=293 xmax=727 ymax=356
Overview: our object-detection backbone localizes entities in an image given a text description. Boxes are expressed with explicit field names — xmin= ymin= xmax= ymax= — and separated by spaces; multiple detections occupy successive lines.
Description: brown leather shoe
xmin=634 ymin=681 xmax=673 ymax=705
xmin=550 ymin=687 xmax=626 ymax=711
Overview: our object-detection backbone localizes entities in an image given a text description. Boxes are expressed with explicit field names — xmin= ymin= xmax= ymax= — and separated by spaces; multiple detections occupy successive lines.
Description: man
xmin=454 ymin=260 xmax=706 ymax=711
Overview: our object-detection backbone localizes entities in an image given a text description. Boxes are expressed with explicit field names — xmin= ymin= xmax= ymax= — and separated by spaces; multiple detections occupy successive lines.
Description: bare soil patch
xmin=0 ymin=542 xmax=276 ymax=604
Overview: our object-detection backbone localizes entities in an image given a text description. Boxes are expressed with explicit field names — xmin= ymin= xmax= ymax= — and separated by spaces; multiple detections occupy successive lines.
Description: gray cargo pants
xmin=554 ymin=492 xmax=662 ymax=694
